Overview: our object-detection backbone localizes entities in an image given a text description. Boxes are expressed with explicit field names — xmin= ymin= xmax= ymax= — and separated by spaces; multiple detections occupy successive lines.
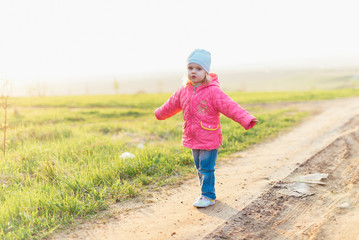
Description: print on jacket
xmin=197 ymin=100 xmax=209 ymax=115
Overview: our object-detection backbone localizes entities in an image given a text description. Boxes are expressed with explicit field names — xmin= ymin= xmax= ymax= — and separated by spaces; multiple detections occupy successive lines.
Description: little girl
xmin=155 ymin=49 xmax=257 ymax=207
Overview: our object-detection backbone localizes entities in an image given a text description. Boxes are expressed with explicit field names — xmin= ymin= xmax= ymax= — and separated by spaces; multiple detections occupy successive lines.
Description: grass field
xmin=0 ymin=88 xmax=358 ymax=239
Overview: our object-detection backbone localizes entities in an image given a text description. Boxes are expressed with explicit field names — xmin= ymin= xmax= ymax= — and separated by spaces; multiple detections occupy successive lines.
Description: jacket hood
xmin=208 ymin=73 xmax=219 ymax=87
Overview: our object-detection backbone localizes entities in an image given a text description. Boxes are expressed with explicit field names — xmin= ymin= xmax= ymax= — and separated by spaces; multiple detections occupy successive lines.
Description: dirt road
xmin=52 ymin=97 xmax=359 ymax=240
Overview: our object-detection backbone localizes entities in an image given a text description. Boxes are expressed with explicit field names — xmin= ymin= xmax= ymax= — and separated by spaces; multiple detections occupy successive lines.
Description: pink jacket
xmin=155 ymin=73 xmax=257 ymax=150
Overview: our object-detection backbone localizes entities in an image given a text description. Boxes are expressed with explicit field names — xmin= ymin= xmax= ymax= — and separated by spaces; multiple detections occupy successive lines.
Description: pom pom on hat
xmin=187 ymin=49 xmax=211 ymax=73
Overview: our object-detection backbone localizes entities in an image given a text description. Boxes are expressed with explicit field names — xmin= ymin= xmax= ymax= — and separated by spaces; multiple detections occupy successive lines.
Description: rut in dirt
xmin=206 ymin=115 xmax=359 ymax=240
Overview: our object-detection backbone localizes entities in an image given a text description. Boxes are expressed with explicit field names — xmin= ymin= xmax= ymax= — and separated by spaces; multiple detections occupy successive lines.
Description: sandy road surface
xmin=52 ymin=97 xmax=359 ymax=240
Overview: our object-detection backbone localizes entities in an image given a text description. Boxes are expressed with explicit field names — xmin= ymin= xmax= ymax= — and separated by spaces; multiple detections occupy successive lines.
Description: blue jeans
xmin=192 ymin=149 xmax=218 ymax=200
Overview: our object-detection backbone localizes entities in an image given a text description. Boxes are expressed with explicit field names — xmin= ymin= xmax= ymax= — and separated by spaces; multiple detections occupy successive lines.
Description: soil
xmin=51 ymin=97 xmax=359 ymax=240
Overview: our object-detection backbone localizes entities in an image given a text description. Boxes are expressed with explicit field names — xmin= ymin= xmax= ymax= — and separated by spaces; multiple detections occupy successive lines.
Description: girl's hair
xmin=183 ymin=73 xmax=212 ymax=86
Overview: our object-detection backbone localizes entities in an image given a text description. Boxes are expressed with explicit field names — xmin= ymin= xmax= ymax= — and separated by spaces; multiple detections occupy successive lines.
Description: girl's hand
xmin=248 ymin=119 xmax=258 ymax=129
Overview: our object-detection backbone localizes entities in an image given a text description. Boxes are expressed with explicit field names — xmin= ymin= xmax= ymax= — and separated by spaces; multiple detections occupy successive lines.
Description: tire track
xmin=206 ymin=128 xmax=359 ymax=240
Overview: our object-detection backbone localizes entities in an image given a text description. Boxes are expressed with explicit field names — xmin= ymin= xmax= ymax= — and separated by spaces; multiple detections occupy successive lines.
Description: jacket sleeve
xmin=213 ymin=88 xmax=257 ymax=130
xmin=154 ymin=88 xmax=182 ymax=120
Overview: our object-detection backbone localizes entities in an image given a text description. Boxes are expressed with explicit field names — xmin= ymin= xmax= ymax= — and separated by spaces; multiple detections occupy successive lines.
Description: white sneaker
xmin=193 ymin=196 xmax=215 ymax=207
xmin=194 ymin=195 xmax=201 ymax=201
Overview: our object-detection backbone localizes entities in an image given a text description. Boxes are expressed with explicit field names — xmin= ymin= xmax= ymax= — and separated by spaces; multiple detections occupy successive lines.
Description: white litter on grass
xmin=120 ymin=152 xmax=135 ymax=159
xmin=296 ymin=173 xmax=328 ymax=185
xmin=137 ymin=143 xmax=144 ymax=149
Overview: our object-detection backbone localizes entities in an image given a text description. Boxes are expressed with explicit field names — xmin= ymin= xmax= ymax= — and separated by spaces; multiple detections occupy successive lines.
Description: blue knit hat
xmin=187 ymin=49 xmax=211 ymax=73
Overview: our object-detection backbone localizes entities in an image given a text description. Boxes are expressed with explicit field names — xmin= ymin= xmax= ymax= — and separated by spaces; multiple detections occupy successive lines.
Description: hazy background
xmin=1 ymin=0 xmax=358 ymax=96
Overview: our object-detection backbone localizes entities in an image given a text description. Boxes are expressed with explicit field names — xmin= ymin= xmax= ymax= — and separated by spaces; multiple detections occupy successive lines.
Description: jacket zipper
xmin=190 ymin=86 xmax=196 ymax=146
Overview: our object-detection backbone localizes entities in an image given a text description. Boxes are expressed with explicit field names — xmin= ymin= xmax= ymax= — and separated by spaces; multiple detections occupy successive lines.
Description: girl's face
xmin=187 ymin=63 xmax=207 ymax=86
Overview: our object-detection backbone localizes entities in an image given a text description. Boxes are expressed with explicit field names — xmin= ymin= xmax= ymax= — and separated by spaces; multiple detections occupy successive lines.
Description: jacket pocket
xmin=200 ymin=121 xmax=219 ymax=131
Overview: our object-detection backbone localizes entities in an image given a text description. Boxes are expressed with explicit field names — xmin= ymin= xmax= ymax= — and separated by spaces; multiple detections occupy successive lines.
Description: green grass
xmin=10 ymin=88 xmax=359 ymax=108
xmin=0 ymin=89 xmax=358 ymax=239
